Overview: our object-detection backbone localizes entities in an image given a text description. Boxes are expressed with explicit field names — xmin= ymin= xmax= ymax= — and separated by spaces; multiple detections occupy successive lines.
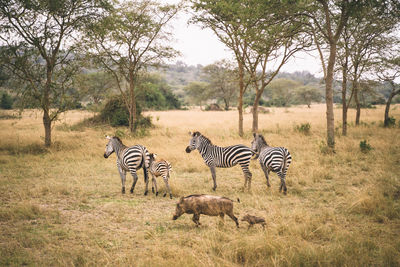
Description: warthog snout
xmin=172 ymin=215 xmax=178 ymax=220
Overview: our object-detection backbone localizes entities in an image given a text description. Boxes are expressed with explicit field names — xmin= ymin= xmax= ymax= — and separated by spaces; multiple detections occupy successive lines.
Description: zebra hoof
xmin=122 ymin=188 xmax=126 ymax=194
xmin=130 ymin=188 xmax=134 ymax=194
xmin=156 ymin=192 xmax=159 ymax=196
xmin=144 ymin=190 xmax=148 ymax=196
xmin=163 ymin=193 xmax=167 ymax=197
xmin=169 ymin=195 xmax=173 ymax=199
xmin=212 ymin=187 xmax=216 ymax=191
xmin=152 ymin=187 xmax=155 ymax=193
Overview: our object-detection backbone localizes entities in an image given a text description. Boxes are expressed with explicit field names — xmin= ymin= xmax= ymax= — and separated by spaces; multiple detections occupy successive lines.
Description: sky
xmin=163 ymin=1 xmax=325 ymax=77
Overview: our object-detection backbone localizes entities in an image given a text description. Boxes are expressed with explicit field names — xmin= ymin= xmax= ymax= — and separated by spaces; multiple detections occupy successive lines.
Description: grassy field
xmin=0 ymin=104 xmax=399 ymax=266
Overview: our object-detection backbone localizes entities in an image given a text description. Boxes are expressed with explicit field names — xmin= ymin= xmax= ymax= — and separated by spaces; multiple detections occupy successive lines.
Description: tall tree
xmin=0 ymin=0 xmax=109 ymax=146
xmin=190 ymin=0 xmax=252 ymax=136
xmin=376 ymin=54 xmax=400 ymax=127
xmin=83 ymin=0 xmax=179 ymax=132
xmin=202 ymin=60 xmax=238 ymax=110
xmin=301 ymin=0 xmax=353 ymax=149
xmin=336 ymin=0 xmax=400 ymax=133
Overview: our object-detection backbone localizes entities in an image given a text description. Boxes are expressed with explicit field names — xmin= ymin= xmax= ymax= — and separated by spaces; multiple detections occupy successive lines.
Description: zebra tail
xmin=281 ymin=150 xmax=288 ymax=174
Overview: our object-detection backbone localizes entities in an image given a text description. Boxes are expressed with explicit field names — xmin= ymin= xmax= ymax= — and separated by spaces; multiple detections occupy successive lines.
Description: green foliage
xmin=0 ymin=92 xmax=13 ymax=109
xmin=136 ymin=74 xmax=181 ymax=110
xmin=295 ymin=123 xmax=311 ymax=135
xmin=383 ymin=116 xmax=396 ymax=128
xmin=99 ymin=95 xmax=152 ymax=129
xmin=184 ymin=81 xmax=210 ymax=106
xmin=359 ymin=140 xmax=372 ymax=153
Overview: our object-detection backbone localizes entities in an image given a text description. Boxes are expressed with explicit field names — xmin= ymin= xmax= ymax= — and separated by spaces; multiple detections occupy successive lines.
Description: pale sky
xmin=164 ymin=1 xmax=324 ymax=77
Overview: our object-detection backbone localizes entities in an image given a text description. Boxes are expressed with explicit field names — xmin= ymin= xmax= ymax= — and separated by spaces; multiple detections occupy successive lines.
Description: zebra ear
xmin=188 ymin=131 xmax=192 ymax=136
xmin=253 ymin=133 xmax=256 ymax=138
xmin=106 ymin=135 xmax=112 ymax=140
xmin=153 ymin=153 xmax=157 ymax=159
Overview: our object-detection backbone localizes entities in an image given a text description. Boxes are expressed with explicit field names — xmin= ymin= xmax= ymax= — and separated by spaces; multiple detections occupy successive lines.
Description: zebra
xmin=149 ymin=153 xmax=173 ymax=199
xmin=104 ymin=136 xmax=150 ymax=195
xmin=251 ymin=133 xmax=292 ymax=195
xmin=185 ymin=131 xmax=254 ymax=191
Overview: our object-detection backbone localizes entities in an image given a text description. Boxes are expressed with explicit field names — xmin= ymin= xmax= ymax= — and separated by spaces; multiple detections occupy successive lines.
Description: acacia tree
xmin=191 ymin=0 xmax=308 ymax=134
xmin=301 ymin=0 xmax=353 ymax=149
xmin=377 ymin=55 xmax=400 ymax=127
xmin=0 ymin=0 xmax=109 ymax=146
xmin=190 ymin=0 xmax=252 ymax=136
xmin=336 ymin=1 xmax=399 ymax=133
xmin=202 ymin=60 xmax=238 ymax=110
xmin=84 ymin=0 xmax=179 ymax=132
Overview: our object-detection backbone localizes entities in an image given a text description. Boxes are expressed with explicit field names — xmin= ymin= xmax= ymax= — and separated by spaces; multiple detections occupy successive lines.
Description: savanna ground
xmin=0 ymin=104 xmax=399 ymax=266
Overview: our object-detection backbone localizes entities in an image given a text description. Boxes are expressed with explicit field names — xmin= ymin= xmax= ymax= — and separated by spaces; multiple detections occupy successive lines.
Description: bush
xmin=295 ymin=123 xmax=311 ymax=135
xmin=99 ymin=95 xmax=152 ymax=129
xmin=384 ymin=116 xmax=396 ymax=127
xmin=360 ymin=140 xmax=372 ymax=153
xmin=0 ymin=92 xmax=13 ymax=109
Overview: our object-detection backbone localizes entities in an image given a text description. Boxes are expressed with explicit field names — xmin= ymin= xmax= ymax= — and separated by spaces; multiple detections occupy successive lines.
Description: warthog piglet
xmin=241 ymin=214 xmax=266 ymax=229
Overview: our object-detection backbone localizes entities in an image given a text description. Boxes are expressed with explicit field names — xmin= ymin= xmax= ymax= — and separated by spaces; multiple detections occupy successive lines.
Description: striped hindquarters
xmin=260 ymin=147 xmax=292 ymax=174
xmin=121 ymin=145 xmax=150 ymax=171
xmin=150 ymin=160 xmax=171 ymax=178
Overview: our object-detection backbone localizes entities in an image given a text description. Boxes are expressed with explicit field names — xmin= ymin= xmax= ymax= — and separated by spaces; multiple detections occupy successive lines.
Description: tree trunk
xmin=325 ymin=43 xmax=337 ymax=148
xmin=252 ymin=89 xmax=262 ymax=133
xmin=341 ymin=67 xmax=348 ymax=136
xmin=224 ymin=99 xmax=229 ymax=110
xmin=43 ymin=66 xmax=52 ymax=147
xmin=238 ymin=61 xmax=244 ymax=137
xmin=128 ymin=70 xmax=137 ymax=133
xmin=43 ymin=111 xmax=52 ymax=147
xmin=384 ymin=94 xmax=393 ymax=127
xmin=354 ymin=84 xmax=360 ymax=125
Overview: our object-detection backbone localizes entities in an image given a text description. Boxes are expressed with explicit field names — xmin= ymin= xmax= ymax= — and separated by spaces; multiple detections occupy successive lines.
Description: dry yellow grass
xmin=0 ymin=104 xmax=399 ymax=266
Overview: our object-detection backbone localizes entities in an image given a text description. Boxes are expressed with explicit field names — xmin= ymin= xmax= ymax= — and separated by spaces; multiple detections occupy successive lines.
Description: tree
xmin=190 ymin=0 xmax=252 ymax=136
xmin=83 ymin=0 xmax=179 ymax=132
xmin=191 ymin=0 xmax=308 ymax=134
xmin=300 ymin=0 xmax=354 ymax=149
xmin=264 ymin=78 xmax=301 ymax=107
xmin=376 ymin=55 xmax=400 ymax=127
xmin=202 ymin=60 xmax=238 ymax=110
xmin=0 ymin=91 xmax=13 ymax=109
xmin=0 ymin=0 xmax=109 ymax=146
xmin=184 ymin=81 xmax=210 ymax=109
xmin=336 ymin=1 xmax=400 ymax=133
xmin=74 ymin=71 xmax=115 ymax=105
xmin=294 ymin=85 xmax=322 ymax=108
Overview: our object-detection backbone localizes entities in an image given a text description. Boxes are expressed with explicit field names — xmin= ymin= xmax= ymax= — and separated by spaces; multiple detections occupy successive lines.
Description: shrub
xmin=0 ymin=92 xmax=13 ymax=109
xmin=359 ymin=140 xmax=372 ymax=153
xmin=295 ymin=123 xmax=311 ymax=135
xmin=384 ymin=116 xmax=396 ymax=128
xmin=99 ymin=95 xmax=153 ymax=129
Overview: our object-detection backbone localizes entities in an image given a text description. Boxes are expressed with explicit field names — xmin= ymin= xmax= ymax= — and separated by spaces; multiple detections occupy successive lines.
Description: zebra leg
xmin=209 ymin=166 xmax=217 ymax=191
xmin=118 ymin=167 xmax=127 ymax=194
xmin=261 ymin=164 xmax=271 ymax=187
xmin=162 ymin=175 xmax=172 ymax=199
xmin=151 ymin=174 xmax=158 ymax=196
xmin=240 ymin=164 xmax=252 ymax=190
xmin=130 ymin=170 xmax=138 ymax=194
xmin=278 ymin=172 xmax=287 ymax=195
xmin=143 ymin=166 xmax=149 ymax=196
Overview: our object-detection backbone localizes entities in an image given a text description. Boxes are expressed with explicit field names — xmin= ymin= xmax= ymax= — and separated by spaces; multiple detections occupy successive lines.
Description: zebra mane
xmin=257 ymin=134 xmax=269 ymax=146
xmin=195 ymin=132 xmax=212 ymax=145
xmin=112 ymin=136 xmax=123 ymax=144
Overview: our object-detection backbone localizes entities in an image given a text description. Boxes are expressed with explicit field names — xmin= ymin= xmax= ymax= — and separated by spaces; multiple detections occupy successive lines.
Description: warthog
xmin=241 ymin=214 xmax=266 ymax=229
xmin=172 ymin=194 xmax=239 ymax=227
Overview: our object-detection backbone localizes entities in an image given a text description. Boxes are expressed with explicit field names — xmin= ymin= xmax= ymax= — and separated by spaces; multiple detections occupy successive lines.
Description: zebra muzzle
xmin=103 ymin=153 xmax=109 ymax=158
xmin=185 ymin=146 xmax=192 ymax=153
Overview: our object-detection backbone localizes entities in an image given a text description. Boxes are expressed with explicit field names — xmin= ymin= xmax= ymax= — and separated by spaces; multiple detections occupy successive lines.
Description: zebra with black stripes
xmin=104 ymin=136 xmax=150 ymax=195
xmin=149 ymin=153 xmax=173 ymax=199
xmin=185 ymin=131 xmax=254 ymax=191
xmin=251 ymin=133 xmax=292 ymax=195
